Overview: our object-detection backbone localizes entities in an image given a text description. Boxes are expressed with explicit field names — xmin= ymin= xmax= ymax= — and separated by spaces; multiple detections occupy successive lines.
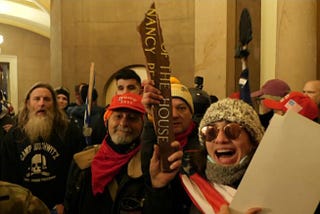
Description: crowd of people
xmin=0 ymin=65 xmax=319 ymax=213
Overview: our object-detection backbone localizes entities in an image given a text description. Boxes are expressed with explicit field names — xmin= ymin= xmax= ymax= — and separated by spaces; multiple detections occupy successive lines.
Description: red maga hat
xmin=108 ymin=93 xmax=145 ymax=114
xmin=262 ymin=91 xmax=318 ymax=120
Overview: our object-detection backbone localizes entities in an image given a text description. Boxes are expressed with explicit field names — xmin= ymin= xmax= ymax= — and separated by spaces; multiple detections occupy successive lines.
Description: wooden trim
xmin=226 ymin=0 xmax=237 ymax=97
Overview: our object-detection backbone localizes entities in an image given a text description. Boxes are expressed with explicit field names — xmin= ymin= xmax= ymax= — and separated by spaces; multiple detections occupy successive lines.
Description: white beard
xmin=24 ymin=112 xmax=53 ymax=142
xmin=110 ymin=126 xmax=135 ymax=145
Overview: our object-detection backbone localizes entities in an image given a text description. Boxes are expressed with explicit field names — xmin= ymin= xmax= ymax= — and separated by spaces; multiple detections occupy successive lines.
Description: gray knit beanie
xmin=199 ymin=98 xmax=264 ymax=145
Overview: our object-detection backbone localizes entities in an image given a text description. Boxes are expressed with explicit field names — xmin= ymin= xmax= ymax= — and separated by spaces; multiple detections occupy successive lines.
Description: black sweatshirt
xmin=0 ymin=121 xmax=84 ymax=209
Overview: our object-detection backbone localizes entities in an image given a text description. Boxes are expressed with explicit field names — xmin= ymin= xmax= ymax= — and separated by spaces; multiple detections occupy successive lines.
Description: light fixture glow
xmin=0 ymin=35 xmax=3 ymax=44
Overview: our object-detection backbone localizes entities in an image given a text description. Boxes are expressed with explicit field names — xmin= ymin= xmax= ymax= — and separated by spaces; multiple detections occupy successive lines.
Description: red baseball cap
xmin=262 ymin=91 xmax=318 ymax=120
xmin=108 ymin=93 xmax=146 ymax=114
xmin=251 ymin=79 xmax=290 ymax=98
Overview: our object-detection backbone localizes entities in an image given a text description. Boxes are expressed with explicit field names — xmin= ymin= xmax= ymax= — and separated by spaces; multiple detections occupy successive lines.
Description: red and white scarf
xmin=180 ymin=173 xmax=235 ymax=213
xmin=177 ymin=122 xmax=233 ymax=213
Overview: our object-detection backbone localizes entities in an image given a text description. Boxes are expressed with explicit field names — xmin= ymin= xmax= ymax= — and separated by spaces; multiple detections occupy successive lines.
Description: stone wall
xmin=51 ymin=0 xmax=195 ymax=105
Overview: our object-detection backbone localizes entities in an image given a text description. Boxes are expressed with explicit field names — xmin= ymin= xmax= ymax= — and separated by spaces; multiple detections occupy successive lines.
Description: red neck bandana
xmin=175 ymin=121 xmax=196 ymax=148
xmin=91 ymin=138 xmax=140 ymax=195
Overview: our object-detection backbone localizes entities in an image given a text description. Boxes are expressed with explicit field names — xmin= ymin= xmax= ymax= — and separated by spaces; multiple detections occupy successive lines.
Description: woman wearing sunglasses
xmin=145 ymin=98 xmax=264 ymax=214
xmin=185 ymin=98 xmax=264 ymax=213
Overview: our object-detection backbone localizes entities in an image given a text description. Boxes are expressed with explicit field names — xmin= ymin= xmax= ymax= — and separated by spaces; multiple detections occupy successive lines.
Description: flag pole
xmin=83 ymin=62 xmax=95 ymax=145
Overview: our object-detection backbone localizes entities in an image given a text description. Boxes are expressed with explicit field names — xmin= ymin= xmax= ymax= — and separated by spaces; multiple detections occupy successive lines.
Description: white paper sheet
xmin=230 ymin=110 xmax=320 ymax=214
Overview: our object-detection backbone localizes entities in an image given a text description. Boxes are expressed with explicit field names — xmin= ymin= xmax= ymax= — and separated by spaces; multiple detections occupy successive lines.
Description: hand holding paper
xmin=230 ymin=110 xmax=320 ymax=213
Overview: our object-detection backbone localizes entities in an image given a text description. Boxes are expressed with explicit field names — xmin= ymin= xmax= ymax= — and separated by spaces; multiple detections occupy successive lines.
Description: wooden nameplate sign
xmin=139 ymin=2 xmax=176 ymax=172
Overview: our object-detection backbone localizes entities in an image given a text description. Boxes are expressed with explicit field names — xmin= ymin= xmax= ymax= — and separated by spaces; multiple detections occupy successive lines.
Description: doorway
xmin=0 ymin=55 xmax=18 ymax=112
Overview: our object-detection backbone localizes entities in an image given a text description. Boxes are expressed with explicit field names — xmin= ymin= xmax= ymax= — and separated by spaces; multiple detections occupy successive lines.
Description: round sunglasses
xmin=201 ymin=123 xmax=243 ymax=142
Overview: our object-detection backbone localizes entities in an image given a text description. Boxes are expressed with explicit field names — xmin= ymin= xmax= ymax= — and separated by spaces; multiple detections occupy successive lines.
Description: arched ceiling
xmin=0 ymin=0 xmax=50 ymax=38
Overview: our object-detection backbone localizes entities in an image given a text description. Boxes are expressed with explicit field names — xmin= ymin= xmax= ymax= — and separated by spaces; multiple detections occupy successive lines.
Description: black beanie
xmin=55 ymin=87 xmax=70 ymax=104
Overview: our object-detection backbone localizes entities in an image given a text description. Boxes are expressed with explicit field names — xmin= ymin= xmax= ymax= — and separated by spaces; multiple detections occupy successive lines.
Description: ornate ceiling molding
xmin=0 ymin=0 xmax=50 ymax=38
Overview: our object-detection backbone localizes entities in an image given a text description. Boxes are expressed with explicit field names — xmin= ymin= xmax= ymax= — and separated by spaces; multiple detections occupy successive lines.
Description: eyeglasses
xmin=253 ymin=97 xmax=265 ymax=105
xmin=200 ymin=123 xmax=243 ymax=142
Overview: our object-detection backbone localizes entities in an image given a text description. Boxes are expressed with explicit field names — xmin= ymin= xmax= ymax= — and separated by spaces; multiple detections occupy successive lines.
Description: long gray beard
xmin=205 ymin=151 xmax=255 ymax=188
xmin=24 ymin=112 xmax=53 ymax=143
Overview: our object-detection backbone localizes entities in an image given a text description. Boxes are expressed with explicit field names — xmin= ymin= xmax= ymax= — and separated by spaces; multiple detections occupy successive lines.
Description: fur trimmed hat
xmin=199 ymin=98 xmax=264 ymax=145
xmin=171 ymin=83 xmax=194 ymax=114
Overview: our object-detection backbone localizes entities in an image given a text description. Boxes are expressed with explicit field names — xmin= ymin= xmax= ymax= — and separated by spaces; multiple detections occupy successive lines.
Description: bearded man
xmin=64 ymin=92 xmax=146 ymax=214
xmin=0 ymin=82 xmax=84 ymax=214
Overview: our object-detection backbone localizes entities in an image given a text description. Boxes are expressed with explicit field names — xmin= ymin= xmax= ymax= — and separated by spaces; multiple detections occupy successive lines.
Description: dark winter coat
xmin=141 ymin=119 xmax=205 ymax=214
xmin=64 ymin=140 xmax=145 ymax=214
xmin=67 ymin=104 xmax=106 ymax=145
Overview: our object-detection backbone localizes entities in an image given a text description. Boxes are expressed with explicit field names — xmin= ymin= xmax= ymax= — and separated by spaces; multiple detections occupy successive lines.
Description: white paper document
xmin=230 ymin=110 xmax=320 ymax=214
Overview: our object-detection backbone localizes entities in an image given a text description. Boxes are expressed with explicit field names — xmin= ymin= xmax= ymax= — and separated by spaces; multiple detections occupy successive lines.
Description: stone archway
xmin=103 ymin=64 xmax=147 ymax=105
